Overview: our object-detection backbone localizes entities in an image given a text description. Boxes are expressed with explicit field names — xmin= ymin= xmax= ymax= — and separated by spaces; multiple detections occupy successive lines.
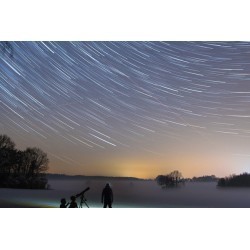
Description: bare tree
xmin=169 ymin=170 xmax=183 ymax=185
xmin=0 ymin=134 xmax=49 ymax=189
xmin=23 ymin=147 xmax=49 ymax=177
xmin=0 ymin=134 xmax=15 ymax=150
xmin=0 ymin=135 xmax=16 ymax=177
xmin=156 ymin=170 xmax=183 ymax=187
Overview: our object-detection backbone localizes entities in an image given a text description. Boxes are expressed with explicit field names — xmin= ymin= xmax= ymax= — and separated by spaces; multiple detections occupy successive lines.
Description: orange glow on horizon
xmin=49 ymin=150 xmax=238 ymax=179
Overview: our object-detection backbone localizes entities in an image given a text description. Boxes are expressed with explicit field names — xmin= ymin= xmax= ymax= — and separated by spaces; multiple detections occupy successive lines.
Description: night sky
xmin=1 ymin=42 xmax=250 ymax=178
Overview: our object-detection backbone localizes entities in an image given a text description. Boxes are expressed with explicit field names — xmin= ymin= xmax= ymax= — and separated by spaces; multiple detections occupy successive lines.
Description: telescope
xmin=75 ymin=187 xmax=90 ymax=208
xmin=75 ymin=187 xmax=90 ymax=198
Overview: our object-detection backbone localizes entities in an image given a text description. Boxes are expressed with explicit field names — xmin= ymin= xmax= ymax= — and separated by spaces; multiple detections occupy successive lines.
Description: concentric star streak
xmin=1 ymin=42 xmax=250 ymax=178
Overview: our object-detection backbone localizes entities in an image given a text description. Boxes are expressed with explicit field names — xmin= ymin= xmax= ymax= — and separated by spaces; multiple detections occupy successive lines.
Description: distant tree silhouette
xmin=0 ymin=134 xmax=49 ymax=189
xmin=0 ymin=134 xmax=15 ymax=149
xmin=0 ymin=135 xmax=16 ymax=182
xmin=218 ymin=173 xmax=250 ymax=187
xmin=192 ymin=175 xmax=218 ymax=182
xmin=169 ymin=170 xmax=182 ymax=185
xmin=22 ymin=147 xmax=49 ymax=177
xmin=156 ymin=170 xmax=184 ymax=188
xmin=218 ymin=178 xmax=226 ymax=186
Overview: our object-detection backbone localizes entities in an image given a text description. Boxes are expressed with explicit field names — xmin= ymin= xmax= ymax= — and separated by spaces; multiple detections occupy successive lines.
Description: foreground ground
xmin=1 ymin=179 xmax=250 ymax=208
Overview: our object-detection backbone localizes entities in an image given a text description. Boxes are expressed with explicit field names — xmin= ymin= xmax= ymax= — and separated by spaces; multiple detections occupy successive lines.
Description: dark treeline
xmin=218 ymin=173 xmax=250 ymax=187
xmin=47 ymin=173 xmax=148 ymax=181
xmin=156 ymin=170 xmax=184 ymax=188
xmin=0 ymin=134 xmax=49 ymax=189
xmin=191 ymin=175 xmax=218 ymax=182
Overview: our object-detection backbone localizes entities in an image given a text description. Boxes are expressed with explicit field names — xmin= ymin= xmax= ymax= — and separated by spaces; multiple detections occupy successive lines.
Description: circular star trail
xmin=1 ymin=42 xmax=250 ymax=177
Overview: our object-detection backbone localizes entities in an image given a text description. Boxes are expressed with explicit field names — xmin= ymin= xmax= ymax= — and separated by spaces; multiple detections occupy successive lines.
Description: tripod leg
xmin=84 ymin=200 xmax=89 ymax=208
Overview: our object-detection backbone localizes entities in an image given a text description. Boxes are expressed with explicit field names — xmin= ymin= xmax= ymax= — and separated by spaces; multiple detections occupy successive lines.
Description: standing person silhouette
xmin=101 ymin=183 xmax=113 ymax=208
xmin=69 ymin=196 xmax=78 ymax=208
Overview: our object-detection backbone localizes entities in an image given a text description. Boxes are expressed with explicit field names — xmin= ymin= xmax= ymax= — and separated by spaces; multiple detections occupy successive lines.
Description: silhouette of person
xmin=69 ymin=196 xmax=78 ymax=208
xmin=101 ymin=183 xmax=113 ymax=208
xmin=60 ymin=198 xmax=69 ymax=208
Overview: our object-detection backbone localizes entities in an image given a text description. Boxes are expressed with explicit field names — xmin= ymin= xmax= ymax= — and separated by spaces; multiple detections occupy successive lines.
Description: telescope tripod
xmin=79 ymin=194 xmax=89 ymax=208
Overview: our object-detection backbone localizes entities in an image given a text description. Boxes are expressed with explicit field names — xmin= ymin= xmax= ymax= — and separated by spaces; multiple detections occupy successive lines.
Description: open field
xmin=1 ymin=178 xmax=250 ymax=208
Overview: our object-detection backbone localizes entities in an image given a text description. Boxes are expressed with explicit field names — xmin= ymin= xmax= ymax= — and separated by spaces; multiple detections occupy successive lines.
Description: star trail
xmin=1 ymin=42 xmax=250 ymax=178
